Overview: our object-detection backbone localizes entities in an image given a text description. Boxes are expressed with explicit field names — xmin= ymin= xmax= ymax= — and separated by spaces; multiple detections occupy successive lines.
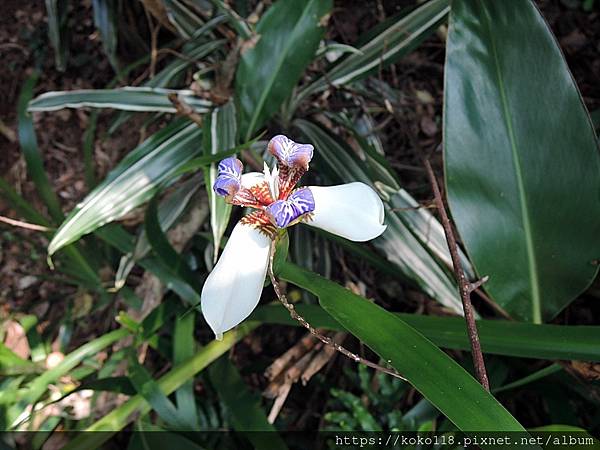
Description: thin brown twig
xmin=167 ymin=93 xmax=204 ymax=128
xmin=267 ymin=240 xmax=407 ymax=381
xmin=0 ymin=216 xmax=52 ymax=232
xmin=423 ymin=158 xmax=490 ymax=391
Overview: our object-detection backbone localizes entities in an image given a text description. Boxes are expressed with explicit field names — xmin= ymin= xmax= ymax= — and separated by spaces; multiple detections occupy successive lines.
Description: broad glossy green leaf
xmin=444 ymin=0 xmax=600 ymax=322
xmin=203 ymin=102 xmax=236 ymax=263
xmin=208 ymin=357 xmax=288 ymax=449
xmin=28 ymin=88 xmax=211 ymax=113
xmin=236 ymin=0 xmax=332 ymax=139
xmin=65 ymin=324 xmax=257 ymax=450
xmin=48 ymin=120 xmax=202 ymax=256
xmin=295 ymin=0 xmax=449 ymax=105
xmin=252 ymin=304 xmax=600 ymax=361
xmin=294 ymin=119 xmax=464 ymax=313
xmin=278 ymin=263 xmax=532 ymax=435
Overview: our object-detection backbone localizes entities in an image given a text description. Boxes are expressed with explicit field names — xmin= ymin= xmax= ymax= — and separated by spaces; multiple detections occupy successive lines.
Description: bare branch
xmin=423 ymin=158 xmax=490 ymax=391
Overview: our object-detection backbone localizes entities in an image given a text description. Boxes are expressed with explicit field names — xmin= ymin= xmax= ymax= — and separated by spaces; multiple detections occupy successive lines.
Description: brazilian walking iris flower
xmin=201 ymin=135 xmax=387 ymax=339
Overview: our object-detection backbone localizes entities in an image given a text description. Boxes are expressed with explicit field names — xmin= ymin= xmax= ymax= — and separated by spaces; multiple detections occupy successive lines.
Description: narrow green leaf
xmin=98 ymin=224 xmax=201 ymax=305
xmin=92 ymin=0 xmax=119 ymax=71
xmin=148 ymin=39 xmax=225 ymax=89
xmin=493 ymin=364 xmax=562 ymax=394
xmin=115 ymin=177 xmax=200 ymax=289
xmin=48 ymin=120 xmax=202 ymax=255
xmin=128 ymin=422 xmax=207 ymax=450
xmin=28 ymin=88 xmax=211 ymax=113
xmin=210 ymin=0 xmax=252 ymax=39
xmin=208 ymin=357 xmax=288 ymax=449
xmin=145 ymin=194 xmax=200 ymax=292
xmin=0 ymin=343 xmax=38 ymax=376
xmin=295 ymin=0 xmax=449 ymax=105
xmin=128 ymin=354 xmax=195 ymax=430
xmin=64 ymin=324 xmax=257 ymax=450
xmin=203 ymin=102 xmax=236 ymax=263
xmin=17 ymin=329 xmax=129 ymax=410
xmin=279 ymin=263 xmax=533 ymax=435
xmin=18 ymin=73 xmax=64 ymax=223
xmin=45 ymin=0 xmax=69 ymax=71
xmin=173 ymin=311 xmax=198 ymax=426
xmin=252 ymin=303 xmax=600 ymax=362
xmin=444 ymin=0 xmax=600 ymax=322
xmin=0 ymin=176 xmax=50 ymax=227
xmin=236 ymin=0 xmax=332 ymax=139
xmin=174 ymin=134 xmax=264 ymax=176
xmin=162 ymin=0 xmax=205 ymax=38
xmin=74 ymin=376 xmax=136 ymax=395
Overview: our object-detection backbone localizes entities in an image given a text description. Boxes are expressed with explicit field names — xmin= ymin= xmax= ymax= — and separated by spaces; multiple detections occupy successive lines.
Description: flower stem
xmin=267 ymin=240 xmax=406 ymax=381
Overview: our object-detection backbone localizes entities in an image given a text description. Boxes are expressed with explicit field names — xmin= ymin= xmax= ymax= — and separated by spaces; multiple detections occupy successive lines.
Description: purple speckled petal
xmin=266 ymin=188 xmax=315 ymax=228
xmin=213 ymin=175 xmax=240 ymax=197
xmin=213 ymin=157 xmax=243 ymax=197
xmin=268 ymin=135 xmax=313 ymax=170
xmin=218 ymin=157 xmax=243 ymax=178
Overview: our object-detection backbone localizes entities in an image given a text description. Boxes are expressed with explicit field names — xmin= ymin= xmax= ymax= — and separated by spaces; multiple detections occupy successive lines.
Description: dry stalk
xmin=267 ymin=240 xmax=406 ymax=381
xmin=423 ymin=158 xmax=490 ymax=391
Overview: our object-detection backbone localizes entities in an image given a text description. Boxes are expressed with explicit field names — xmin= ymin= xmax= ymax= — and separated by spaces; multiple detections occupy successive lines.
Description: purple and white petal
xmin=267 ymin=135 xmax=314 ymax=170
xmin=306 ymin=182 xmax=386 ymax=241
xmin=217 ymin=157 xmax=243 ymax=178
xmin=200 ymin=221 xmax=271 ymax=339
xmin=266 ymin=188 xmax=315 ymax=228
xmin=213 ymin=157 xmax=243 ymax=197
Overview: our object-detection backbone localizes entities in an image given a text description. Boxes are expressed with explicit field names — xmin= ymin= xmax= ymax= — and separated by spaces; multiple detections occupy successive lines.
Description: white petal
xmin=201 ymin=222 xmax=271 ymax=339
xmin=241 ymin=172 xmax=265 ymax=189
xmin=307 ymin=183 xmax=386 ymax=242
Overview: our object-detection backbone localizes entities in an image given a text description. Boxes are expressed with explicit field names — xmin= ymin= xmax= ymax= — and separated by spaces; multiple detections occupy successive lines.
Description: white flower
xmin=201 ymin=135 xmax=386 ymax=339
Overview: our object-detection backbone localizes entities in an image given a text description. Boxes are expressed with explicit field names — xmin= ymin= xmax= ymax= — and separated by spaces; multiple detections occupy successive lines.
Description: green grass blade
xmin=12 ymin=328 xmax=130 ymax=427
xmin=144 ymin=193 xmax=200 ymax=293
xmin=45 ymin=0 xmax=69 ymax=71
xmin=92 ymin=0 xmax=119 ymax=72
xmin=295 ymin=0 xmax=449 ymax=105
xmin=127 ymin=354 xmax=196 ymax=430
xmin=64 ymin=324 xmax=257 ymax=450
xmin=173 ymin=311 xmax=198 ymax=427
xmin=18 ymin=72 xmax=64 ymax=223
xmin=208 ymin=356 xmax=288 ymax=449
